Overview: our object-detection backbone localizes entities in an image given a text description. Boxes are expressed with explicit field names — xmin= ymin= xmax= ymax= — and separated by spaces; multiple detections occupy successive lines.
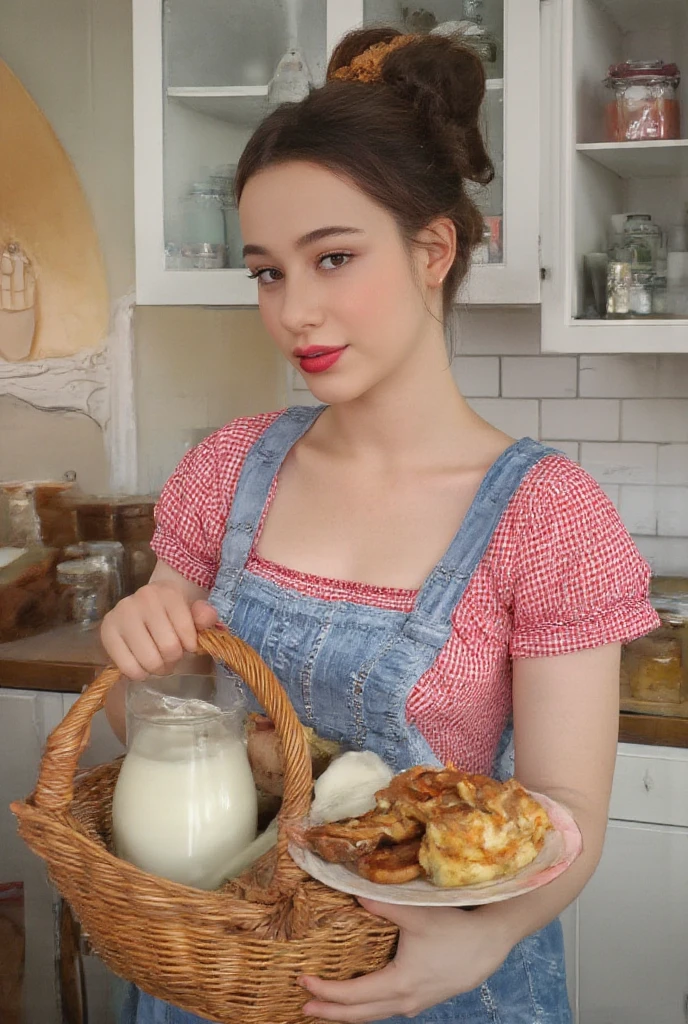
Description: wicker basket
xmin=11 ymin=629 xmax=398 ymax=1024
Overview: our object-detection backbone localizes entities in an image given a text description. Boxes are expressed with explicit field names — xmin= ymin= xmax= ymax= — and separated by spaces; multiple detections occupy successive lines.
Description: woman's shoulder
xmin=515 ymin=449 xmax=612 ymax=523
xmin=201 ymin=409 xmax=286 ymax=457
xmin=491 ymin=447 xmax=637 ymax=574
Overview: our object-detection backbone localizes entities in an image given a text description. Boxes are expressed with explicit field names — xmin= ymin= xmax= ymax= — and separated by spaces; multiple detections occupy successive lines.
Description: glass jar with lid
xmin=56 ymin=556 xmax=111 ymax=629
xmin=605 ymin=60 xmax=681 ymax=142
xmin=623 ymin=214 xmax=661 ymax=271
xmin=181 ymin=182 xmax=227 ymax=269
xmin=622 ymin=596 xmax=688 ymax=704
xmin=112 ymin=683 xmax=258 ymax=889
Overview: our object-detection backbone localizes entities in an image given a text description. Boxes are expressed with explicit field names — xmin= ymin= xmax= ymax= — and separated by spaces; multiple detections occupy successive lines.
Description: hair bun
xmin=328 ymin=28 xmax=493 ymax=187
xmin=381 ymin=34 xmax=494 ymax=186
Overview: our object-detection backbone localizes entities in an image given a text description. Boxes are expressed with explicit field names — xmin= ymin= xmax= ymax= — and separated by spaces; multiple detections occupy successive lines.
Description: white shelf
xmin=543 ymin=318 xmax=688 ymax=354
xmin=167 ymin=86 xmax=270 ymax=126
xmin=576 ymin=140 xmax=688 ymax=179
xmin=485 ymin=78 xmax=504 ymax=91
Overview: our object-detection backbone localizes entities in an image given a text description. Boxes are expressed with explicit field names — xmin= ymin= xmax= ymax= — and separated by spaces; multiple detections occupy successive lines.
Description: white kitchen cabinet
xmin=562 ymin=743 xmax=688 ymax=1023
xmin=133 ymin=0 xmax=541 ymax=306
xmin=0 ymin=687 xmax=125 ymax=1024
xmin=541 ymin=0 xmax=688 ymax=353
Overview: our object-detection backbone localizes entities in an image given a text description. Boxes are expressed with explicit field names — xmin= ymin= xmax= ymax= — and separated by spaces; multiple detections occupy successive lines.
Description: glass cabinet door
xmin=363 ymin=0 xmax=504 ymax=266
xmin=361 ymin=0 xmax=538 ymax=304
xmin=134 ymin=0 xmax=328 ymax=304
xmin=134 ymin=0 xmax=538 ymax=305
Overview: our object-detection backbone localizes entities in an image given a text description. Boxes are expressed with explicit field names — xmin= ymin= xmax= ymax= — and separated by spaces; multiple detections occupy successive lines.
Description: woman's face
xmin=239 ymin=161 xmax=444 ymax=404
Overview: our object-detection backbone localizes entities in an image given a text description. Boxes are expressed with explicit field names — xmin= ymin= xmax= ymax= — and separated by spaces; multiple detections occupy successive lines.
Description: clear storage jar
xmin=56 ymin=556 xmax=111 ymax=629
xmin=112 ymin=684 xmax=258 ymax=889
xmin=181 ymin=183 xmax=227 ymax=269
xmin=605 ymin=61 xmax=681 ymax=142
xmin=623 ymin=214 xmax=661 ymax=271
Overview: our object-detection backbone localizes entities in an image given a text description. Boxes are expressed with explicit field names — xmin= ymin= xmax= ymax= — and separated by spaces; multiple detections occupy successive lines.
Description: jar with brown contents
xmin=623 ymin=597 xmax=688 ymax=704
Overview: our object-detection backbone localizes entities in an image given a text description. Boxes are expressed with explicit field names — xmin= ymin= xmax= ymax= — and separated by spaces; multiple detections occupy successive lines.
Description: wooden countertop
xmin=1 ymin=626 xmax=687 ymax=748
xmin=0 ymin=624 xmax=212 ymax=691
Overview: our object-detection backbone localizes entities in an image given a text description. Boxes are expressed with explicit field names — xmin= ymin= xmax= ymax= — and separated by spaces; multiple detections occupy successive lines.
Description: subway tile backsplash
xmin=450 ymin=310 xmax=688 ymax=575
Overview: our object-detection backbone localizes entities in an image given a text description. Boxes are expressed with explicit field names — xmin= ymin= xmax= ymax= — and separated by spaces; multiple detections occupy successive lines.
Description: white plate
xmin=289 ymin=792 xmax=582 ymax=907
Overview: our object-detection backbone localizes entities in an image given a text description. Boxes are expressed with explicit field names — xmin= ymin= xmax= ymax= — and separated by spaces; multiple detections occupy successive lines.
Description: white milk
xmin=112 ymin=729 xmax=258 ymax=890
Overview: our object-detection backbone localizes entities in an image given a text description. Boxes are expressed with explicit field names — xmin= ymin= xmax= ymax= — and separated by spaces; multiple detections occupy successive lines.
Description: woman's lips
xmin=295 ymin=346 xmax=347 ymax=374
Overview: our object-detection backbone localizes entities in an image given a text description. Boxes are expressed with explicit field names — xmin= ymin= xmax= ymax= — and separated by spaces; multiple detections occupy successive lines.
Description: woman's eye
xmin=247 ymin=267 xmax=283 ymax=285
xmin=319 ymin=252 xmax=351 ymax=271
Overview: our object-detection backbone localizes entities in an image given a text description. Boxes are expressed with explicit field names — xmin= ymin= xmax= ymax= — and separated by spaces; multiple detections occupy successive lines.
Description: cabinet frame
xmin=133 ymin=0 xmax=542 ymax=306
xmin=540 ymin=0 xmax=688 ymax=353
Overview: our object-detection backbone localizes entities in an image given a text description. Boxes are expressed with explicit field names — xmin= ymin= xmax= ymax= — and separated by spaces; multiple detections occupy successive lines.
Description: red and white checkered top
xmin=152 ymin=411 xmax=658 ymax=773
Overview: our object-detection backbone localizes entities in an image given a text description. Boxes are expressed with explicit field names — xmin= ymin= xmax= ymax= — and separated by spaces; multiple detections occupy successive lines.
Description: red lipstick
xmin=293 ymin=345 xmax=347 ymax=374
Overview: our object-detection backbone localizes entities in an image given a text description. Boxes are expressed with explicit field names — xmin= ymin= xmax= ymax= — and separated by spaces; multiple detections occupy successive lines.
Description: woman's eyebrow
xmin=243 ymin=226 xmax=363 ymax=259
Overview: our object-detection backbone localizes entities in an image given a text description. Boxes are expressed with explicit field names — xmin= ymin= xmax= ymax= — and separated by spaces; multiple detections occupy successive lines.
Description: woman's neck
xmin=315 ymin=328 xmax=498 ymax=471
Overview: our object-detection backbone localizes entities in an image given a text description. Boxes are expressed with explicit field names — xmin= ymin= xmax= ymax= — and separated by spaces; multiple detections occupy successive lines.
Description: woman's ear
xmin=415 ymin=217 xmax=456 ymax=289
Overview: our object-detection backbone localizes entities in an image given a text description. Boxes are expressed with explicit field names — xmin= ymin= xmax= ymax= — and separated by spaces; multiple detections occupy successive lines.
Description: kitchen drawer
xmin=609 ymin=749 xmax=688 ymax=828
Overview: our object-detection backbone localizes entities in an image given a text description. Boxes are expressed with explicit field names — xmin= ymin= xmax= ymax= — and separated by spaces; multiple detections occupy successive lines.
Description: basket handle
xmin=32 ymin=628 xmax=313 ymax=887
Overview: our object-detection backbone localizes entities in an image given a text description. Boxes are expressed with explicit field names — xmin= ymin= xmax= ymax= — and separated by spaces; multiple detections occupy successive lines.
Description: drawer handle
xmin=642 ymin=769 xmax=654 ymax=793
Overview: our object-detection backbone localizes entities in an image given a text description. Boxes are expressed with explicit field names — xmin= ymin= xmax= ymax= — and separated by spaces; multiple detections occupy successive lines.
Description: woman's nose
xmin=278 ymin=275 xmax=325 ymax=334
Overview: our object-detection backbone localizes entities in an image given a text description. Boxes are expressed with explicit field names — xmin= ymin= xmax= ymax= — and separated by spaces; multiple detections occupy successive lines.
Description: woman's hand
xmin=300 ymin=899 xmax=511 ymax=1022
xmin=101 ymin=562 xmax=218 ymax=680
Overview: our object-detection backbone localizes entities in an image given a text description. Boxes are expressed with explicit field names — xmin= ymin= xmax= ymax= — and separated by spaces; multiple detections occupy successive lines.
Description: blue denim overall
xmin=122 ymin=405 xmax=572 ymax=1024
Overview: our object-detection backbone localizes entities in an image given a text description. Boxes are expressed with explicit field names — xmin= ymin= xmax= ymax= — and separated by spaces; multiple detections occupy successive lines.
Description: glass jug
xmin=112 ymin=682 xmax=258 ymax=890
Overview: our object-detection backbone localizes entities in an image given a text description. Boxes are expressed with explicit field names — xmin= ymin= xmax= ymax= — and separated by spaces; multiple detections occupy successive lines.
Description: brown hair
xmin=235 ymin=27 xmax=494 ymax=317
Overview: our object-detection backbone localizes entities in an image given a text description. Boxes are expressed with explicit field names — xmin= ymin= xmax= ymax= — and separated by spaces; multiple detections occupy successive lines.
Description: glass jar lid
xmin=606 ymin=60 xmax=680 ymax=87
xmin=56 ymin=556 xmax=108 ymax=585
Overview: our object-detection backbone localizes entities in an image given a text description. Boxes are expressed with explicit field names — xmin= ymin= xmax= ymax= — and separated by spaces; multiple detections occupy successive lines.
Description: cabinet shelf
xmin=576 ymin=140 xmax=688 ymax=179
xmin=167 ymin=79 xmax=505 ymax=128
xmin=167 ymin=85 xmax=269 ymax=125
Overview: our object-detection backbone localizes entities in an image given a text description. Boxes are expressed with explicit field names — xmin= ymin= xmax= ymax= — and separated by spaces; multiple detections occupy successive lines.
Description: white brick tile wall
xmin=580 ymin=443 xmax=657 ymax=485
xmin=467 ymin=399 xmax=539 ymax=439
xmin=619 ymin=486 xmax=657 ymax=535
xmin=656 ymin=357 xmax=688 ymax=398
xmin=600 ymin=484 xmax=620 ymax=508
xmin=621 ymin=400 xmax=688 ymax=443
xmin=451 ymin=357 xmax=500 ymax=397
xmin=451 ymin=315 xmax=688 ymax=549
xmin=544 ymin=440 xmax=579 ymax=462
xmin=657 ymin=488 xmax=688 ymax=537
xmin=579 ymin=356 xmax=658 ymax=398
xmin=633 ymin=537 xmax=688 ymax=576
xmin=657 ymin=444 xmax=688 ymax=485
xmin=502 ymin=357 xmax=577 ymax=398
xmin=580 ymin=356 xmax=688 ymax=398
xmin=541 ymin=400 xmax=620 ymax=441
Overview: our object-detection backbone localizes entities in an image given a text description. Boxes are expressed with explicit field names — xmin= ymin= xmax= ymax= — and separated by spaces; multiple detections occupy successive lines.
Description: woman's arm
xmin=301 ymin=642 xmax=621 ymax=1021
xmin=479 ymin=640 xmax=620 ymax=945
xmin=103 ymin=560 xmax=216 ymax=744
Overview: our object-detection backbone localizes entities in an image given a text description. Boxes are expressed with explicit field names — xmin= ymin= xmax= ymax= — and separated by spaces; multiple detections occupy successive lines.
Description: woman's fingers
xmin=100 ymin=619 xmax=149 ymax=682
xmin=191 ymin=599 xmax=219 ymax=633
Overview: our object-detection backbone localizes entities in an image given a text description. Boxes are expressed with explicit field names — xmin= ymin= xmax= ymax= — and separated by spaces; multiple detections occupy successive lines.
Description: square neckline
xmin=248 ymin=407 xmax=539 ymax=603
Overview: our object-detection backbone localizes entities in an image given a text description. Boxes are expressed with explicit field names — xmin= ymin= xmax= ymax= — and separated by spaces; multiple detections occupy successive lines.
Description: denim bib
xmin=122 ymin=405 xmax=573 ymax=1024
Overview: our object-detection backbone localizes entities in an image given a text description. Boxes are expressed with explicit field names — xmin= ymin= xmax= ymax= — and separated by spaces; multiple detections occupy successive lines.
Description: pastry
xmin=304 ymin=765 xmax=553 ymax=888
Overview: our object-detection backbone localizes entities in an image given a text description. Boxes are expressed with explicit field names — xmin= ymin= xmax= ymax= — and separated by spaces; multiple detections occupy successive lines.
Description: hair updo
xmin=235 ymin=27 xmax=494 ymax=317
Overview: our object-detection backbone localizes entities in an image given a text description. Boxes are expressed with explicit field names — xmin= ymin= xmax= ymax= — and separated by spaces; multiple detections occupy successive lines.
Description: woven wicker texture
xmin=11 ymin=629 xmax=398 ymax=1024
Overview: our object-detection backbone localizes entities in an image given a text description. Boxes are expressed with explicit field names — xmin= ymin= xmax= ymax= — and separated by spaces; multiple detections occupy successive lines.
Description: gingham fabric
xmin=151 ymin=412 xmax=658 ymax=771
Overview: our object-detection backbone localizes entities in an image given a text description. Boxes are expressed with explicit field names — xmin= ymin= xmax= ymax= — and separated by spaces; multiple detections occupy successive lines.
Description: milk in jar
xmin=112 ymin=686 xmax=258 ymax=890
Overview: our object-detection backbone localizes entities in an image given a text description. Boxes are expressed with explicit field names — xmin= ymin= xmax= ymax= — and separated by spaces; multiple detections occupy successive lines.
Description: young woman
xmin=104 ymin=27 xmax=658 ymax=1024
